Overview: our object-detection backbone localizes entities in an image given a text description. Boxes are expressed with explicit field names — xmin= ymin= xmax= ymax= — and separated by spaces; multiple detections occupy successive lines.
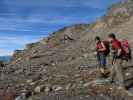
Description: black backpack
xmin=103 ymin=41 xmax=110 ymax=56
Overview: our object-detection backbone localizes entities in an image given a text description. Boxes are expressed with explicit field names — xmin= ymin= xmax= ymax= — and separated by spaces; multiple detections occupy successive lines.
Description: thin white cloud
xmin=0 ymin=35 xmax=43 ymax=45
xmin=0 ymin=35 xmax=45 ymax=56
xmin=0 ymin=49 xmax=12 ymax=56
xmin=4 ymin=0 xmax=104 ymax=8
xmin=0 ymin=15 xmax=90 ymax=32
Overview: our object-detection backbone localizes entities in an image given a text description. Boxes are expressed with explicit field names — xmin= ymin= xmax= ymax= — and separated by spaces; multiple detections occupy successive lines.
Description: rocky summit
xmin=1 ymin=1 xmax=133 ymax=100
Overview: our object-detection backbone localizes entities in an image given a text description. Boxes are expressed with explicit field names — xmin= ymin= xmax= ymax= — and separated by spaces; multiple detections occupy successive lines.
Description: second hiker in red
xmin=108 ymin=33 xmax=125 ymax=89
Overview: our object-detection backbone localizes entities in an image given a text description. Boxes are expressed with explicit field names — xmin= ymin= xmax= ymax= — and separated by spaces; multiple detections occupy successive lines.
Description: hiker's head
xmin=108 ymin=33 xmax=116 ymax=42
xmin=95 ymin=36 xmax=101 ymax=43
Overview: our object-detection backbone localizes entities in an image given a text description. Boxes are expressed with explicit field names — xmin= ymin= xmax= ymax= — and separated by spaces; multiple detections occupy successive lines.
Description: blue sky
xmin=0 ymin=0 xmax=120 ymax=56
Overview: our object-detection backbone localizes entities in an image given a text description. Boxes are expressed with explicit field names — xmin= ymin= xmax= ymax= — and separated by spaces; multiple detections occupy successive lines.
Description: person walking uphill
xmin=108 ymin=33 xmax=125 ymax=88
xmin=95 ymin=36 xmax=108 ymax=75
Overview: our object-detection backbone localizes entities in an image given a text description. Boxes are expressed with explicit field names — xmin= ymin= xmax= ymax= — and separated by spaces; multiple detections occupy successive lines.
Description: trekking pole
xmin=111 ymin=53 xmax=118 ymax=66
xmin=112 ymin=57 xmax=116 ymax=65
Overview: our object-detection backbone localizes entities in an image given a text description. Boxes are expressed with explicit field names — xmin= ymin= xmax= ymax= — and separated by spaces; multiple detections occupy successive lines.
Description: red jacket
xmin=96 ymin=41 xmax=106 ymax=53
xmin=111 ymin=39 xmax=125 ymax=55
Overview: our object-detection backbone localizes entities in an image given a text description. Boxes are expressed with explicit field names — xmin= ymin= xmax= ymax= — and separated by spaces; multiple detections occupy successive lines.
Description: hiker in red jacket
xmin=108 ymin=33 xmax=125 ymax=88
xmin=95 ymin=36 xmax=107 ymax=74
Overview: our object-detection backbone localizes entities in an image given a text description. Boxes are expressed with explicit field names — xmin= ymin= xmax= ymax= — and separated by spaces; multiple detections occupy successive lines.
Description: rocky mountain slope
xmin=1 ymin=1 xmax=133 ymax=100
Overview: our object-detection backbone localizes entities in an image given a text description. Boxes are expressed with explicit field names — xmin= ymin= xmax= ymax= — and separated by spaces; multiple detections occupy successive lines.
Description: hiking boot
xmin=117 ymin=86 xmax=133 ymax=96
xmin=118 ymin=86 xmax=126 ymax=90
xmin=100 ymin=68 xmax=105 ymax=74
xmin=99 ymin=68 xmax=110 ymax=78
xmin=126 ymin=91 xmax=133 ymax=96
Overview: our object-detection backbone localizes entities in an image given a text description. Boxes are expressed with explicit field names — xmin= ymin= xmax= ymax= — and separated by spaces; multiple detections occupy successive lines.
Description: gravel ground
xmin=39 ymin=93 xmax=131 ymax=100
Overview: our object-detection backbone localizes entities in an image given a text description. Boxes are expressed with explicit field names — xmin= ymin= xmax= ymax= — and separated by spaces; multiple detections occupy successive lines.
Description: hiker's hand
xmin=94 ymin=51 xmax=97 ymax=55
xmin=117 ymin=49 xmax=122 ymax=56
xmin=117 ymin=53 xmax=121 ymax=57
xmin=93 ymin=52 xmax=97 ymax=56
xmin=111 ymin=50 xmax=115 ymax=53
